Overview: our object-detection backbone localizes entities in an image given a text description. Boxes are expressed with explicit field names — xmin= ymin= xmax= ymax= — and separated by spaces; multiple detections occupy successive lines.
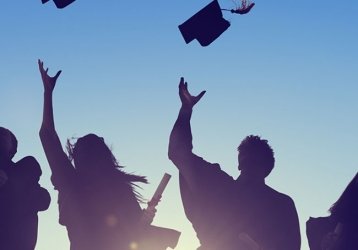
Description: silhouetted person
xmin=307 ymin=172 xmax=358 ymax=250
xmin=168 ymin=77 xmax=301 ymax=250
xmin=38 ymin=60 xmax=179 ymax=250
xmin=0 ymin=127 xmax=51 ymax=250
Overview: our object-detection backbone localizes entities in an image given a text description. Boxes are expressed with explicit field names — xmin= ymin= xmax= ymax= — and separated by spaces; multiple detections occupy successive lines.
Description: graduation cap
xmin=178 ymin=0 xmax=230 ymax=47
xmin=41 ymin=0 xmax=76 ymax=9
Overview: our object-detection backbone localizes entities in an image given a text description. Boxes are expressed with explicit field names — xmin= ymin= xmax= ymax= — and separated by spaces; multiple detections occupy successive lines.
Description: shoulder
xmin=198 ymin=160 xmax=233 ymax=181
xmin=15 ymin=156 xmax=42 ymax=175
xmin=16 ymin=156 xmax=40 ymax=166
xmin=264 ymin=185 xmax=296 ymax=207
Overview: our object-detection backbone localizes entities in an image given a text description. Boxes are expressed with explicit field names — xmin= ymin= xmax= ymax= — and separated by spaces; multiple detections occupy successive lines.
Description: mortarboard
xmin=178 ymin=0 xmax=230 ymax=47
xmin=41 ymin=0 xmax=76 ymax=9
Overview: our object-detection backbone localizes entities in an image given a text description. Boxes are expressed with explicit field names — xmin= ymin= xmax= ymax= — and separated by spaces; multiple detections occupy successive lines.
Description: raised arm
xmin=38 ymin=60 xmax=73 ymax=186
xmin=168 ymin=77 xmax=206 ymax=188
xmin=168 ymin=77 xmax=205 ymax=163
xmin=38 ymin=59 xmax=61 ymax=133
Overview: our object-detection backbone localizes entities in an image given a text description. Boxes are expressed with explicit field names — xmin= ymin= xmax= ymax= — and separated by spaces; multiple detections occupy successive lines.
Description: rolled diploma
xmin=151 ymin=173 xmax=171 ymax=201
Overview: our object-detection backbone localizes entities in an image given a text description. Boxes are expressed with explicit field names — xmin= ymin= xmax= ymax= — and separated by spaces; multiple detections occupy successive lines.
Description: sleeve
xmin=168 ymin=106 xmax=231 ymax=192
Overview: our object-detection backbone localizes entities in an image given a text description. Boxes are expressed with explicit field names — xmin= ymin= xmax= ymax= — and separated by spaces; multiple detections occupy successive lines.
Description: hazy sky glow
xmin=1 ymin=1 xmax=358 ymax=250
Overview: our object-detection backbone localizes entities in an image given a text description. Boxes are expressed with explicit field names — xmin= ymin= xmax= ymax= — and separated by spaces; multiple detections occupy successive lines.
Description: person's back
xmin=177 ymin=161 xmax=299 ymax=250
xmin=55 ymin=168 xmax=144 ymax=250
xmin=230 ymin=178 xmax=299 ymax=250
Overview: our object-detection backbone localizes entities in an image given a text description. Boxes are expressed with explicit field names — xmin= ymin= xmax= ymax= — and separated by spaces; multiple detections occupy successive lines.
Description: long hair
xmin=329 ymin=172 xmax=358 ymax=222
xmin=66 ymin=134 xmax=148 ymax=202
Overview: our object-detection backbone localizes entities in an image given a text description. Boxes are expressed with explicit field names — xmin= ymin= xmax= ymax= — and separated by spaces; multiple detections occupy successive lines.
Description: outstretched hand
xmin=38 ymin=59 xmax=62 ymax=93
xmin=179 ymin=77 xmax=206 ymax=108
xmin=141 ymin=206 xmax=157 ymax=225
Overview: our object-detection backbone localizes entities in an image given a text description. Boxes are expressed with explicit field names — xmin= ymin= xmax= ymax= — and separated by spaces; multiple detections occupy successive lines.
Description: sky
xmin=1 ymin=0 xmax=357 ymax=249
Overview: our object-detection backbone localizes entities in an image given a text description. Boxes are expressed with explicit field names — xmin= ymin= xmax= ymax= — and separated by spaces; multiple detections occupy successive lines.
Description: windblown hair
xmin=237 ymin=135 xmax=275 ymax=177
xmin=329 ymin=172 xmax=358 ymax=223
xmin=66 ymin=134 xmax=148 ymax=202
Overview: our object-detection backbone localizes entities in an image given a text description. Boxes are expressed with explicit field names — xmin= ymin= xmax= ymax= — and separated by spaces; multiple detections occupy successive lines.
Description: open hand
xmin=38 ymin=59 xmax=62 ymax=93
xmin=179 ymin=77 xmax=206 ymax=108
xmin=141 ymin=206 xmax=157 ymax=225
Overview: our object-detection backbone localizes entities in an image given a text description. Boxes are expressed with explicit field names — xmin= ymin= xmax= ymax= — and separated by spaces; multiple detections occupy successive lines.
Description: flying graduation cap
xmin=41 ymin=0 xmax=76 ymax=9
xmin=178 ymin=0 xmax=255 ymax=47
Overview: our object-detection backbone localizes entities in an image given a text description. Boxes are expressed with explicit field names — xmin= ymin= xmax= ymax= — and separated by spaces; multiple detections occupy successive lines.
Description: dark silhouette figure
xmin=307 ymin=172 xmax=358 ymax=250
xmin=38 ymin=60 xmax=180 ymax=250
xmin=0 ymin=127 xmax=51 ymax=250
xmin=41 ymin=0 xmax=76 ymax=9
xmin=168 ymin=77 xmax=301 ymax=250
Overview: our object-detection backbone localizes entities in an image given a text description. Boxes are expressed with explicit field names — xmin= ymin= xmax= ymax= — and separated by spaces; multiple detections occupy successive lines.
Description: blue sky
xmin=1 ymin=1 xmax=357 ymax=249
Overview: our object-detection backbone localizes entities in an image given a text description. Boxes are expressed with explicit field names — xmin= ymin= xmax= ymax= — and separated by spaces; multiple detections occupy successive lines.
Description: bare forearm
xmin=39 ymin=90 xmax=64 ymax=171
xmin=41 ymin=91 xmax=55 ymax=132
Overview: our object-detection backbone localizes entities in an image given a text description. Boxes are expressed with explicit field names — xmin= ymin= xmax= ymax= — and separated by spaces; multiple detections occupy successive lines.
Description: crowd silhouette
xmin=1 ymin=70 xmax=358 ymax=249
xmin=1 ymin=1 xmax=357 ymax=250
xmin=1 ymin=66 xmax=357 ymax=250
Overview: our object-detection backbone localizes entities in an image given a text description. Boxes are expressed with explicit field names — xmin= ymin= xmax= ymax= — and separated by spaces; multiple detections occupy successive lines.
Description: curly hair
xmin=237 ymin=135 xmax=275 ymax=177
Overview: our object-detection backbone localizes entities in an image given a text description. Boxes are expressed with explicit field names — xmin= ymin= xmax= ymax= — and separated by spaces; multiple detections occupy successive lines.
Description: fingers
xmin=179 ymin=77 xmax=188 ymax=92
xmin=179 ymin=77 xmax=206 ymax=104
xmin=195 ymin=90 xmax=206 ymax=103
xmin=179 ymin=77 xmax=185 ymax=89
xmin=37 ymin=59 xmax=62 ymax=80
xmin=38 ymin=59 xmax=44 ymax=72
xmin=197 ymin=90 xmax=206 ymax=99
xmin=54 ymin=70 xmax=62 ymax=81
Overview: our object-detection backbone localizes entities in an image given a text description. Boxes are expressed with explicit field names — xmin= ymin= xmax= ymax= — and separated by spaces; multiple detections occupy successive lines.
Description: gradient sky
xmin=1 ymin=1 xmax=357 ymax=249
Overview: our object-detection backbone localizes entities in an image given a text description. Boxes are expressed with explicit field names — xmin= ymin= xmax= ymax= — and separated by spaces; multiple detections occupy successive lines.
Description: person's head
xmin=0 ymin=127 xmax=17 ymax=160
xmin=16 ymin=156 xmax=42 ymax=184
xmin=66 ymin=133 xmax=148 ymax=200
xmin=67 ymin=134 xmax=116 ymax=174
xmin=329 ymin=172 xmax=358 ymax=221
xmin=237 ymin=135 xmax=275 ymax=180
